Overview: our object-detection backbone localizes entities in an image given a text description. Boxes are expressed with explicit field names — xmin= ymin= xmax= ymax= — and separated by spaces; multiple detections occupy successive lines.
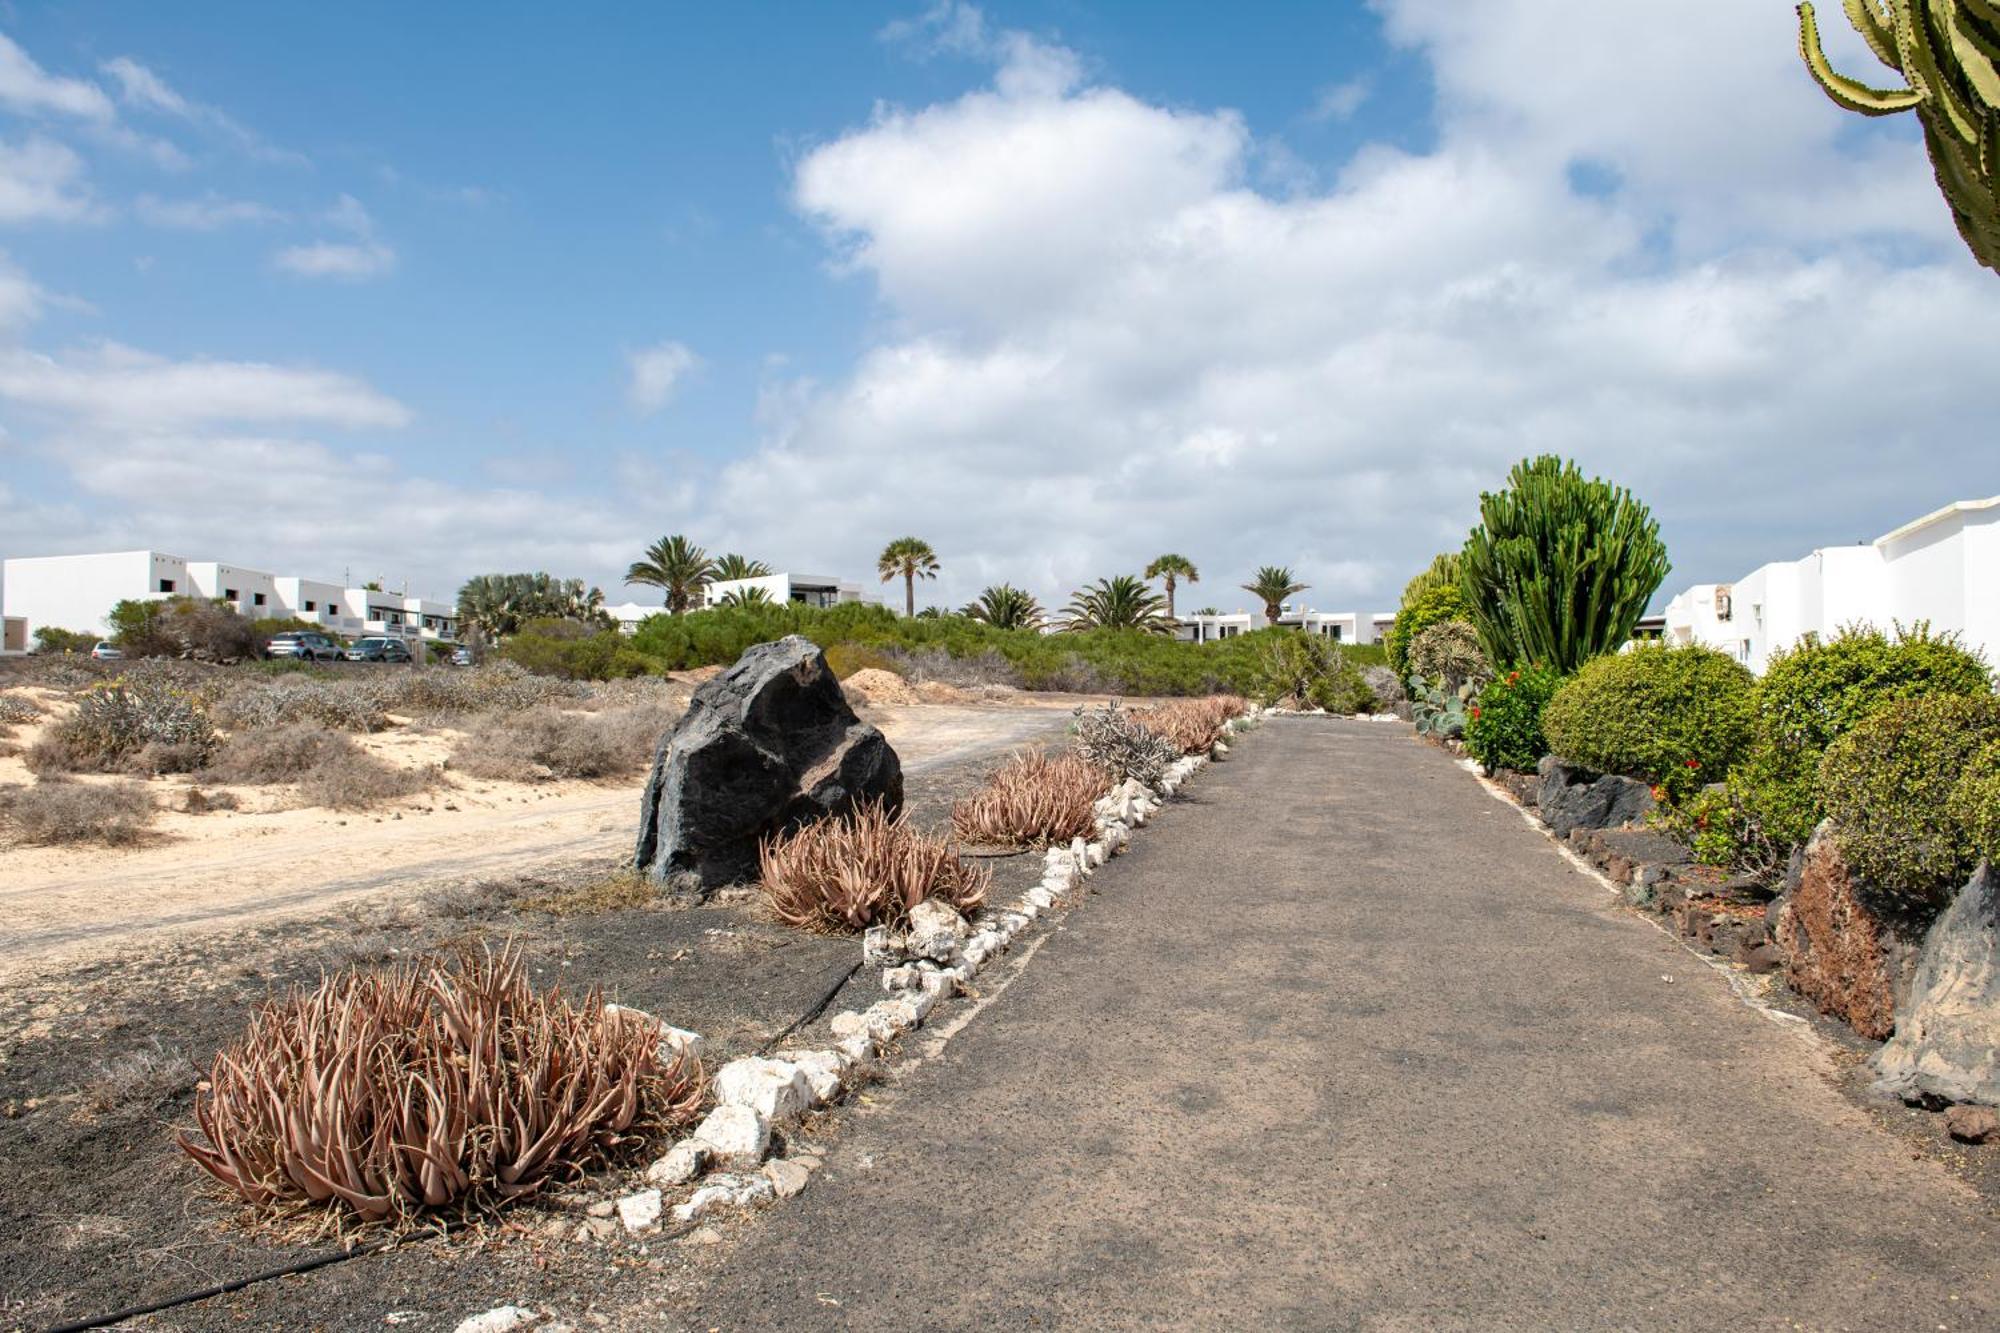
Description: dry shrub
xmin=951 ymin=747 xmax=1112 ymax=846
xmin=762 ymin=800 xmax=990 ymax=932
xmin=3 ymin=779 xmax=155 ymax=845
xmin=29 ymin=679 xmax=218 ymax=775
xmin=206 ymin=724 xmax=436 ymax=810
xmin=214 ymin=677 xmax=387 ymax=733
xmin=0 ymin=694 xmax=40 ymax=728
xmin=381 ymin=662 xmax=587 ymax=718
xmin=1133 ymin=695 xmax=1246 ymax=755
xmin=183 ymin=786 xmax=242 ymax=814
xmin=518 ymin=871 xmax=657 ymax=917
xmin=177 ymin=944 xmax=704 ymax=1226
xmin=450 ymin=704 xmax=670 ymax=783
xmin=80 ymin=1040 xmax=197 ymax=1114
xmin=1073 ymin=701 xmax=1182 ymax=788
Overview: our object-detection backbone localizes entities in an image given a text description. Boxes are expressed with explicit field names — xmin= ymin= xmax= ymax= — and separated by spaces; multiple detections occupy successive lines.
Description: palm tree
xmin=1242 ymin=565 xmax=1309 ymax=627
xmin=877 ymin=537 xmax=940 ymax=618
xmin=1062 ymin=575 xmax=1174 ymax=633
xmin=963 ymin=584 xmax=1045 ymax=630
xmin=456 ymin=572 xmax=610 ymax=640
xmin=715 ymin=585 xmax=776 ymax=609
xmin=1144 ymin=554 xmax=1199 ymax=621
xmin=627 ymin=535 xmax=715 ymax=613
xmin=712 ymin=553 xmax=773 ymax=582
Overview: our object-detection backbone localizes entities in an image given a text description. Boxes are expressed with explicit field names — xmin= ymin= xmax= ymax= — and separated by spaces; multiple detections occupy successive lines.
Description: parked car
xmin=346 ymin=636 xmax=414 ymax=663
xmin=265 ymin=632 xmax=341 ymax=662
xmin=90 ymin=641 xmax=122 ymax=661
xmin=450 ymin=645 xmax=475 ymax=666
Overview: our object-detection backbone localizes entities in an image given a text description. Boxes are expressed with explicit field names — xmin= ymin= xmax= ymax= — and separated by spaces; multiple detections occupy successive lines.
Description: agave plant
xmin=962 ymin=584 xmax=1045 ymax=630
xmin=761 ymin=799 xmax=989 ymax=931
xmin=626 ymin=536 xmax=715 ymax=614
xmin=1798 ymin=1 xmax=2000 ymax=272
xmin=1144 ymin=554 xmax=1199 ymax=621
xmin=1241 ymin=566 xmax=1308 ymax=627
xmin=711 ymin=553 xmax=773 ymax=581
xmin=877 ymin=537 xmax=941 ymax=618
xmin=1061 ymin=576 xmax=1174 ymax=633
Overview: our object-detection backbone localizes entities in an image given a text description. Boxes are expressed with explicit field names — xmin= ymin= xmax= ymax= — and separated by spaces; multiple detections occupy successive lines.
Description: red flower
xmin=1470 ymin=706 xmax=1481 ymax=719
xmin=1507 ymin=671 xmax=1520 ymax=685
xmin=1684 ymin=759 xmax=1700 ymax=769
xmin=1649 ymin=785 xmax=1665 ymax=801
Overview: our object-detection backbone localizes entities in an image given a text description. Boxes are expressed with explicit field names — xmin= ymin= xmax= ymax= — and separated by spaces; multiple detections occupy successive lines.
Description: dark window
xmin=253 ymin=593 xmax=267 ymax=607
xmin=158 ymin=578 xmax=175 ymax=593
xmin=304 ymin=600 xmax=316 ymax=612
xmin=329 ymin=603 xmax=340 ymax=616
xmin=225 ymin=588 xmax=238 ymax=601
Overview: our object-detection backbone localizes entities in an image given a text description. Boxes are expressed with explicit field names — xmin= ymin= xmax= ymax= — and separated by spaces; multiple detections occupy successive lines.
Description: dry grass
xmin=449 ymin=704 xmax=671 ymax=783
xmin=182 ymin=786 xmax=242 ymax=814
xmin=1 ymin=779 xmax=156 ymax=845
xmin=177 ymin=943 xmax=705 ymax=1226
xmin=762 ymin=800 xmax=990 ymax=932
xmin=1132 ymin=695 xmax=1246 ymax=756
xmin=0 ymin=694 xmax=40 ymax=728
xmin=517 ymin=871 xmax=658 ymax=917
xmin=951 ymin=747 xmax=1112 ymax=846
xmin=79 ymin=1040 xmax=198 ymax=1115
xmin=205 ymin=723 xmax=437 ymax=811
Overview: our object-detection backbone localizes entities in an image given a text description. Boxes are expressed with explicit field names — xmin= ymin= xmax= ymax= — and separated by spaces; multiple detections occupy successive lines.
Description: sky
xmin=0 ymin=1 xmax=1990 ymax=617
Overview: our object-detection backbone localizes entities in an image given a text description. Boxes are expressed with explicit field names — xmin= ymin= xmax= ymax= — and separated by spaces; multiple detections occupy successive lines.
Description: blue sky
xmin=0 ymin=2 xmax=1987 ymax=615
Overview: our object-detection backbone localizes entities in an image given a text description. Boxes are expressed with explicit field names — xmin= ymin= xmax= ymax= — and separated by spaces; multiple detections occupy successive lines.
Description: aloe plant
xmin=1797 ymin=1 xmax=2000 ymax=272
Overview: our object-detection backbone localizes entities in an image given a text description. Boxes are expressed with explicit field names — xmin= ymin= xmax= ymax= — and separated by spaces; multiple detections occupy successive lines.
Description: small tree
xmin=1061 ymin=576 xmax=1173 ymax=633
xmin=627 ymin=536 xmax=715 ymax=614
xmin=31 ymin=626 xmax=96 ymax=654
xmin=1144 ymin=554 xmax=1199 ymax=621
xmin=877 ymin=537 xmax=940 ymax=618
xmin=1241 ymin=566 xmax=1308 ymax=627
xmin=1458 ymin=455 xmax=1669 ymax=674
xmin=963 ymin=584 xmax=1045 ymax=630
xmin=712 ymin=553 xmax=772 ymax=581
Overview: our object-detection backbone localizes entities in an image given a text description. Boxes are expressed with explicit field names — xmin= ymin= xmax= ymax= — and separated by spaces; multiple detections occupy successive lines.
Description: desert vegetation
xmin=760 ymin=800 xmax=990 ymax=931
xmin=449 ymin=702 xmax=673 ymax=783
xmin=1 ymin=778 xmax=157 ymax=845
xmin=951 ymin=747 xmax=1113 ymax=846
xmin=1132 ymin=695 xmax=1247 ymax=756
xmin=177 ymin=945 xmax=704 ymax=1225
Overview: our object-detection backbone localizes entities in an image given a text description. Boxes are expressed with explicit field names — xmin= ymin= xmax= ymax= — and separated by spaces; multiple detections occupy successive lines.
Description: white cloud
xmin=0 ymin=33 xmax=114 ymax=121
xmin=0 ymin=341 xmax=412 ymax=430
xmin=1308 ymin=77 xmax=1370 ymax=122
xmin=0 ymin=135 xmax=99 ymax=222
xmin=136 ymin=192 xmax=285 ymax=229
xmin=273 ymin=239 xmax=395 ymax=279
xmin=706 ymin=1 xmax=1994 ymax=614
xmin=626 ymin=341 xmax=700 ymax=414
xmin=99 ymin=54 xmax=303 ymax=166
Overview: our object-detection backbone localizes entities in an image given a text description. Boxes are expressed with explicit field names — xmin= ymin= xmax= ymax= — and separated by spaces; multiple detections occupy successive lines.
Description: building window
xmin=304 ymin=600 xmax=316 ymax=612
xmin=1715 ymin=585 xmax=1733 ymax=622
xmin=253 ymin=592 xmax=267 ymax=607
xmin=328 ymin=603 xmax=339 ymax=616
xmin=225 ymin=587 xmax=239 ymax=601
xmin=158 ymin=578 xmax=175 ymax=593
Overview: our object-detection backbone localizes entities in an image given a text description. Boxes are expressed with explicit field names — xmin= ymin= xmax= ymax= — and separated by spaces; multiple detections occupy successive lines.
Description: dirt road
xmin=0 ymin=702 xmax=1068 ymax=981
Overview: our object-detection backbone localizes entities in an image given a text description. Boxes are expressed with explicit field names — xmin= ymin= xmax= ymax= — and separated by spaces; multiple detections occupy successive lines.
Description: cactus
xmin=1796 ymin=1 xmax=2000 ymax=272
xmin=1409 ymin=674 xmax=1476 ymax=741
xmin=1458 ymin=455 xmax=1669 ymax=675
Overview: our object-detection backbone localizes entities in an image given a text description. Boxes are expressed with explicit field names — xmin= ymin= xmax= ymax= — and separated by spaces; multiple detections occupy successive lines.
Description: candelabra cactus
xmin=1796 ymin=1 xmax=2000 ymax=272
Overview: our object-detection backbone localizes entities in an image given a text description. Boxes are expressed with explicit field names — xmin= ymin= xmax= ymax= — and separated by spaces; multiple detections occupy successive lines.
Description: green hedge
xmin=1541 ymin=644 xmax=1755 ymax=800
xmin=1466 ymin=663 xmax=1564 ymax=773
xmin=1385 ymin=583 xmax=1467 ymax=681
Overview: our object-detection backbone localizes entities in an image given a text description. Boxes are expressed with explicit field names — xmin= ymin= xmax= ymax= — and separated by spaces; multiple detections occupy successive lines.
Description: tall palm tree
xmin=712 ymin=553 xmax=773 ymax=582
xmin=1242 ymin=565 xmax=1309 ymax=627
xmin=962 ymin=584 xmax=1045 ymax=630
xmin=1062 ymin=575 xmax=1174 ymax=633
xmin=1144 ymin=554 xmax=1199 ymax=621
xmin=877 ymin=537 xmax=940 ymax=617
xmin=626 ymin=535 xmax=715 ymax=613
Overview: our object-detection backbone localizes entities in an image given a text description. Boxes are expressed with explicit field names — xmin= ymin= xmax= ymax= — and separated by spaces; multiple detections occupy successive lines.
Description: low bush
xmin=30 ymin=680 xmax=219 ymax=775
xmin=497 ymin=619 xmax=658 ymax=680
xmin=0 ymin=694 xmax=39 ymax=728
xmin=1408 ymin=619 xmax=1489 ymax=692
xmin=823 ymin=642 xmax=902 ymax=681
xmin=381 ymin=662 xmax=587 ymax=717
xmin=1541 ymin=644 xmax=1755 ymax=800
xmin=1253 ymin=633 xmax=1376 ymax=714
xmin=1465 ymin=664 xmax=1564 ymax=773
xmin=182 ymin=787 xmax=241 ymax=814
xmin=213 ymin=677 xmax=388 ymax=733
xmin=207 ymin=724 xmax=436 ymax=810
xmin=951 ymin=748 xmax=1113 ymax=846
xmin=1072 ymin=701 xmax=1183 ymax=789
xmin=761 ymin=801 xmax=990 ymax=931
xmin=1949 ymin=740 xmax=2000 ymax=871
xmin=31 ymin=626 xmax=95 ymax=655
xmin=1133 ymin=695 xmax=1246 ymax=755
xmin=2 ymin=779 xmax=155 ymax=845
xmin=1386 ymin=582 xmax=1469 ymax=681
xmin=449 ymin=703 xmax=672 ymax=783
xmin=177 ymin=945 xmax=704 ymax=1224
xmin=1821 ymin=694 xmax=2000 ymax=912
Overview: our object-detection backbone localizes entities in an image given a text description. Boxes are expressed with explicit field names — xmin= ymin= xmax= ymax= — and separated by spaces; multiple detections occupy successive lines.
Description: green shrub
xmin=1714 ymin=738 xmax=1822 ymax=867
xmin=1253 ymin=632 xmax=1375 ymax=713
xmin=1465 ymin=664 xmax=1563 ymax=773
xmin=1541 ymin=644 xmax=1755 ymax=800
xmin=31 ymin=680 xmax=219 ymax=775
xmin=497 ymin=619 xmax=658 ymax=680
xmin=1408 ymin=619 xmax=1489 ymax=691
xmin=110 ymin=597 xmax=259 ymax=661
xmin=1386 ymin=583 xmax=1467 ymax=681
xmin=1949 ymin=739 xmax=2000 ymax=871
xmin=31 ymin=626 xmax=96 ymax=654
xmin=1822 ymin=695 xmax=2000 ymax=912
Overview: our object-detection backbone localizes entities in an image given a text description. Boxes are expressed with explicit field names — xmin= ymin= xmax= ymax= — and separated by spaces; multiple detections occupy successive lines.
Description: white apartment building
xmin=0 ymin=550 xmax=458 ymax=647
xmin=702 ymin=572 xmax=868 ymax=610
xmin=1176 ymin=606 xmax=1394 ymax=645
xmin=1662 ymin=495 xmax=2000 ymax=673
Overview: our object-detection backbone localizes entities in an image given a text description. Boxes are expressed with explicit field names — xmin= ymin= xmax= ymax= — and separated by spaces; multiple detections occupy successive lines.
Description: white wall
xmin=187 ymin=561 xmax=280 ymax=620
xmin=1 ymin=550 xmax=183 ymax=641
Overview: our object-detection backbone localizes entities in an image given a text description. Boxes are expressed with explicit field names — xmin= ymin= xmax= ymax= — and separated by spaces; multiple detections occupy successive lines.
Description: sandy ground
xmin=0 ymin=687 xmax=1086 ymax=984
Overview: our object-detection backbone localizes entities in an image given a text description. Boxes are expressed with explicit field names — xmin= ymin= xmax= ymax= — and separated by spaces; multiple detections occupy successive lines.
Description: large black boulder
xmin=634 ymin=636 xmax=902 ymax=892
xmin=1536 ymin=755 xmax=1656 ymax=840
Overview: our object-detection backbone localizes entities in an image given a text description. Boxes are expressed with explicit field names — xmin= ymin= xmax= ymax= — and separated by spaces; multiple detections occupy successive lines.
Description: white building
xmin=1662 ymin=495 xmax=2000 ymax=673
xmin=0 ymin=549 xmax=458 ymax=648
xmin=703 ymin=572 xmax=867 ymax=610
xmin=1175 ymin=605 xmax=1394 ymax=645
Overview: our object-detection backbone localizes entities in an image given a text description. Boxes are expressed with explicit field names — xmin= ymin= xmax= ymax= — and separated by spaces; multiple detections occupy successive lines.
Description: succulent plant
xmin=1409 ymin=674 xmax=1477 ymax=741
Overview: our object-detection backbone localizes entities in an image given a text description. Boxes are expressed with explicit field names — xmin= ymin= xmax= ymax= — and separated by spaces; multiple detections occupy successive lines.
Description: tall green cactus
xmin=1458 ymin=456 xmax=1670 ymax=675
xmin=1797 ymin=1 xmax=2000 ymax=273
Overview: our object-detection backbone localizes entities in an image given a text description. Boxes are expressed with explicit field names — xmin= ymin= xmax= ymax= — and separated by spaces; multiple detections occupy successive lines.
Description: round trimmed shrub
xmin=1820 ymin=695 xmax=2000 ymax=911
xmin=1465 ymin=663 xmax=1564 ymax=774
xmin=1757 ymin=624 xmax=1991 ymax=754
xmin=1408 ymin=619 xmax=1488 ymax=690
xmin=1540 ymin=644 xmax=1755 ymax=800
xmin=1386 ymin=583 xmax=1468 ymax=681
xmin=1949 ymin=740 xmax=2000 ymax=871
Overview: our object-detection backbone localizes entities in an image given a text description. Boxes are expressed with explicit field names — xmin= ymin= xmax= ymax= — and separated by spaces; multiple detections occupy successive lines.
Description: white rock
xmin=1214 ymin=741 xmax=1229 ymax=754
xmin=644 ymin=1138 xmax=709 ymax=1186
xmin=787 ymin=1050 xmax=845 ymax=1103
xmin=1025 ymin=886 xmax=1056 ymax=910
xmin=713 ymin=1057 xmax=813 ymax=1124
xmin=1015 ymin=898 xmax=1041 ymax=919
xmin=862 ymin=925 xmax=907 ymax=966
xmin=1085 ymin=842 xmax=1108 ymax=868
xmin=691 ymin=1103 xmax=770 ymax=1169
xmin=882 ymin=964 xmax=922 ymax=992
xmin=872 ymin=996 xmax=922 ymax=1031
xmin=906 ymin=899 xmax=969 ymax=961
xmin=764 ymin=1158 xmax=812 ymax=1199
xmin=833 ymin=1031 xmax=876 ymax=1064
xmin=455 ymin=1308 xmax=537 ymax=1333
xmin=616 ymin=1189 xmax=662 ymax=1233
xmin=672 ymin=1183 xmax=738 ymax=1223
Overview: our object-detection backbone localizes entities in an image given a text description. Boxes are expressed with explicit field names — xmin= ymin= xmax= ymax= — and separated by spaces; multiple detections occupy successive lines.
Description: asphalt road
xmin=667 ymin=717 xmax=1997 ymax=1331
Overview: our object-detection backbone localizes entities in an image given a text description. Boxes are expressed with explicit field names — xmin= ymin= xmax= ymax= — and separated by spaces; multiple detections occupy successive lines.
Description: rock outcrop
xmin=1873 ymin=861 xmax=2000 ymax=1108
xmin=634 ymin=635 xmax=902 ymax=892
xmin=1768 ymin=822 xmax=1915 ymax=1040
xmin=1536 ymin=756 xmax=1656 ymax=840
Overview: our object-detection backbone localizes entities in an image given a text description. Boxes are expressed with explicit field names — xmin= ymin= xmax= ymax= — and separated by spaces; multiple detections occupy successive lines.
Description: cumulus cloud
xmin=273 ymin=195 xmax=396 ymax=279
xmin=0 ymin=341 xmax=412 ymax=430
xmin=0 ymin=136 xmax=100 ymax=223
xmin=704 ymin=0 xmax=1991 ymax=615
xmin=626 ymin=341 xmax=700 ymax=414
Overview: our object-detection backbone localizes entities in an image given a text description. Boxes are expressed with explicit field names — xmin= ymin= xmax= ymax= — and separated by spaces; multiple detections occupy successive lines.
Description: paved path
xmin=668 ymin=718 xmax=1996 ymax=1330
